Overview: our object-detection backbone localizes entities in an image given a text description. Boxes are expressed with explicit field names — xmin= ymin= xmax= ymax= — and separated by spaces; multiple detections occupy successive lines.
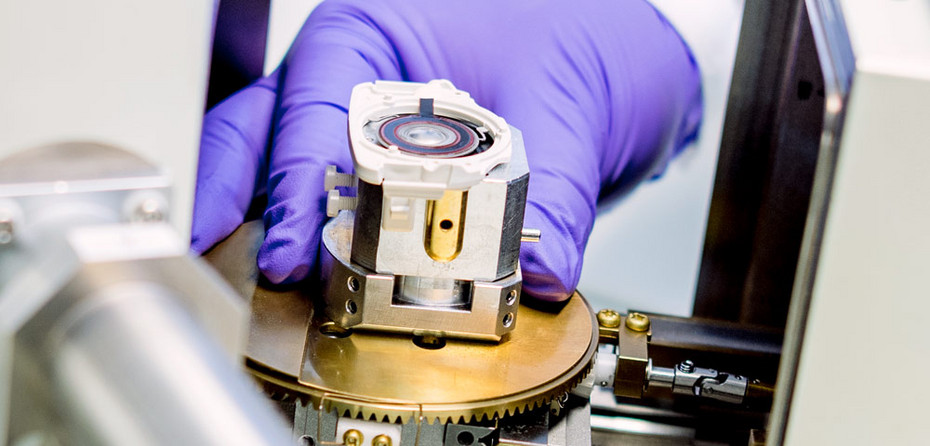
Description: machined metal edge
xmin=322 ymin=211 xmax=521 ymax=341
xmin=246 ymin=293 xmax=598 ymax=426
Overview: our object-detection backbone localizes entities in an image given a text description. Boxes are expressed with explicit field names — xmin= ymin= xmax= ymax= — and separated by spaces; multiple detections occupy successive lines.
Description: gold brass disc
xmin=206 ymin=221 xmax=598 ymax=425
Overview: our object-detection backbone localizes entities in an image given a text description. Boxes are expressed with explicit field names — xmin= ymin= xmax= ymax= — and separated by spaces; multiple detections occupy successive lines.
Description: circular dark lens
xmin=378 ymin=115 xmax=479 ymax=158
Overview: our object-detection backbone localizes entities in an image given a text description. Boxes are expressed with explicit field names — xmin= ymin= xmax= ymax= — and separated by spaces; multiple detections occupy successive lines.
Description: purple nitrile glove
xmin=191 ymin=0 xmax=702 ymax=302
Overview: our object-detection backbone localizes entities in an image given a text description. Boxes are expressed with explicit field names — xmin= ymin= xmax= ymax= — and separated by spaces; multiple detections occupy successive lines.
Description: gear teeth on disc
xmin=246 ymin=292 xmax=598 ymax=426
xmin=250 ymin=354 xmax=595 ymax=426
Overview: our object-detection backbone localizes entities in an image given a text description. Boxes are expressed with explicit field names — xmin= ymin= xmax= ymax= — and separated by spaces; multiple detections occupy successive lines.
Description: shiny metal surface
xmin=519 ymin=228 xmax=541 ymax=243
xmin=350 ymin=130 xmax=529 ymax=282
xmin=208 ymin=220 xmax=597 ymax=425
xmin=614 ymin=315 xmax=649 ymax=399
xmin=644 ymin=362 xmax=675 ymax=389
xmin=424 ymin=190 xmax=466 ymax=263
xmin=769 ymin=0 xmax=855 ymax=442
xmin=647 ymin=361 xmax=749 ymax=405
xmin=204 ymin=221 xmax=310 ymax=377
xmin=42 ymin=284 xmax=289 ymax=445
xmin=338 ymin=96 xmax=530 ymax=339
xmin=321 ymin=211 xmax=521 ymax=341
xmin=298 ymin=292 xmax=595 ymax=423
xmin=393 ymin=276 xmax=471 ymax=308
xmin=293 ymin=393 xmax=592 ymax=446
xmin=4 ymin=250 xmax=288 ymax=446
xmin=0 ymin=143 xmax=287 ymax=445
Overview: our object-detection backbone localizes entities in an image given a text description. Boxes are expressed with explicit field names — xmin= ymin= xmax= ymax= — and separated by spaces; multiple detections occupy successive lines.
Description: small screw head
xmin=678 ymin=360 xmax=695 ymax=373
xmin=625 ymin=312 xmax=651 ymax=332
xmin=131 ymin=197 xmax=166 ymax=223
xmin=597 ymin=309 xmax=621 ymax=328
xmin=343 ymin=429 xmax=364 ymax=446
xmin=0 ymin=216 xmax=13 ymax=245
xmin=372 ymin=434 xmax=392 ymax=446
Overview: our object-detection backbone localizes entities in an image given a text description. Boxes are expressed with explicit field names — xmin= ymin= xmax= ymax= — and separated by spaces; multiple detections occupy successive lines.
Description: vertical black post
xmin=693 ymin=0 xmax=825 ymax=327
xmin=205 ymin=0 xmax=272 ymax=110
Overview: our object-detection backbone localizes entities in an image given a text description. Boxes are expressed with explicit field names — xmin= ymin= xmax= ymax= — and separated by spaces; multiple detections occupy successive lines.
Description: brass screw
xmin=373 ymin=434 xmax=392 ymax=446
xmin=343 ymin=429 xmax=364 ymax=446
xmin=625 ymin=312 xmax=651 ymax=332
xmin=596 ymin=309 xmax=621 ymax=328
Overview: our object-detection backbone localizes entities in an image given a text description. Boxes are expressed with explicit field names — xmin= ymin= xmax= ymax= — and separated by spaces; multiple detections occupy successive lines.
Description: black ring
xmin=378 ymin=115 xmax=479 ymax=158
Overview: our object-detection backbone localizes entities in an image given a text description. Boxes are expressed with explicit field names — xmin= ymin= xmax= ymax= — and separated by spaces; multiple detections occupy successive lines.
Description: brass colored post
xmin=424 ymin=190 xmax=467 ymax=262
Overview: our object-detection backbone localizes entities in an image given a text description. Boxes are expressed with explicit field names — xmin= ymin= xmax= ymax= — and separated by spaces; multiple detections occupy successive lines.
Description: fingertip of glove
xmin=257 ymin=234 xmax=316 ymax=284
xmin=257 ymin=250 xmax=312 ymax=284
xmin=519 ymin=240 xmax=581 ymax=304
xmin=518 ymin=203 xmax=589 ymax=303
xmin=189 ymin=237 xmax=209 ymax=256
xmin=189 ymin=215 xmax=228 ymax=256
xmin=521 ymin=270 xmax=575 ymax=303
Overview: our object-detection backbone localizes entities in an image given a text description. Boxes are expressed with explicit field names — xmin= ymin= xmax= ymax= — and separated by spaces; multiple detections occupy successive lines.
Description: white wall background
xmin=265 ymin=0 xmax=745 ymax=316
xmin=579 ymin=0 xmax=745 ymax=316
xmin=0 ymin=0 xmax=215 ymax=242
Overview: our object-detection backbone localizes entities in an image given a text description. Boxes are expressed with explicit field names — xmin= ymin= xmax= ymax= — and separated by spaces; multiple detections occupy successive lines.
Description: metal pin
xmin=520 ymin=228 xmax=541 ymax=243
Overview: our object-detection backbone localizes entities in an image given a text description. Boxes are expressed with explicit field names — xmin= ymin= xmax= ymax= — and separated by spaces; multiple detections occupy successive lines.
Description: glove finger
xmin=191 ymin=74 xmax=278 ymax=254
xmin=501 ymin=99 xmax=602 ymax=303
xmin=488 ymin=1 xmax=702 ymax=302
xmin=258 ymin=2 xmax=404 ymax=283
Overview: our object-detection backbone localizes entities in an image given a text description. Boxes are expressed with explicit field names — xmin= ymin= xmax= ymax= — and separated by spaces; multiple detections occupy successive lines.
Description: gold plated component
xmin=207 ymin=221 xmax=598 ymax=425
xmin=424 ymin=190 xmax=467 ymax=262
xmin=596 ymin=309 xmax=621 ymax=328
xmin=597 ymin=309 xmax=621 ymax=343
xmin=295 ymin=293 xmax=596 ymax=423
xmin=343 ymin=429 xmax=364 ymax=446
xmin=372 ymin=434 xmax=392 ymax=446
xmin=625 ymin=312 xmax=651 ymax=332
xmin=615 ymin=315 xmax=649 ymax=399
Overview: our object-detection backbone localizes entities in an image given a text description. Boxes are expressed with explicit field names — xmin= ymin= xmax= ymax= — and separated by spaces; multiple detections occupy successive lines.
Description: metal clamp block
xmin=613 ymin=315 xmax=650 ymax=399
xmin=321 ymin=211 xmax=521 ymax=341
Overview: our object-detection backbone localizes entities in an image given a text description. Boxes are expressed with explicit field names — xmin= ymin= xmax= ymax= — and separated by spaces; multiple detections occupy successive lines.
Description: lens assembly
xmin=370 ymin=115 xmax=485 ymax=158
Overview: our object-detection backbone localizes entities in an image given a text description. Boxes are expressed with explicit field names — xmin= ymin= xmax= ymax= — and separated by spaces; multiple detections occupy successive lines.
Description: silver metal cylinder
xmin=393 ymin=276 xmax=471 ymax=307
xmin=646 ymin=363 xmax=676 ymax=389
xmin=48 ymin=283 xmax=290 ymax=446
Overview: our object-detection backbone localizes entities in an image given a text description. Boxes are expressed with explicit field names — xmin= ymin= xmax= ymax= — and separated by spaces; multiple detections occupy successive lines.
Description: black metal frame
xmin=205 ymin=0 xmax=271 ymax=110
xmin=692 ymin=0 xmax=826 ymax=328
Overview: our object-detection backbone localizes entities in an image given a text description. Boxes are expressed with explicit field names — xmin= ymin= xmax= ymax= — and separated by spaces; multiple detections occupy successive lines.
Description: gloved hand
xmin=191 ymin=0 xmax=702 ymax=302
